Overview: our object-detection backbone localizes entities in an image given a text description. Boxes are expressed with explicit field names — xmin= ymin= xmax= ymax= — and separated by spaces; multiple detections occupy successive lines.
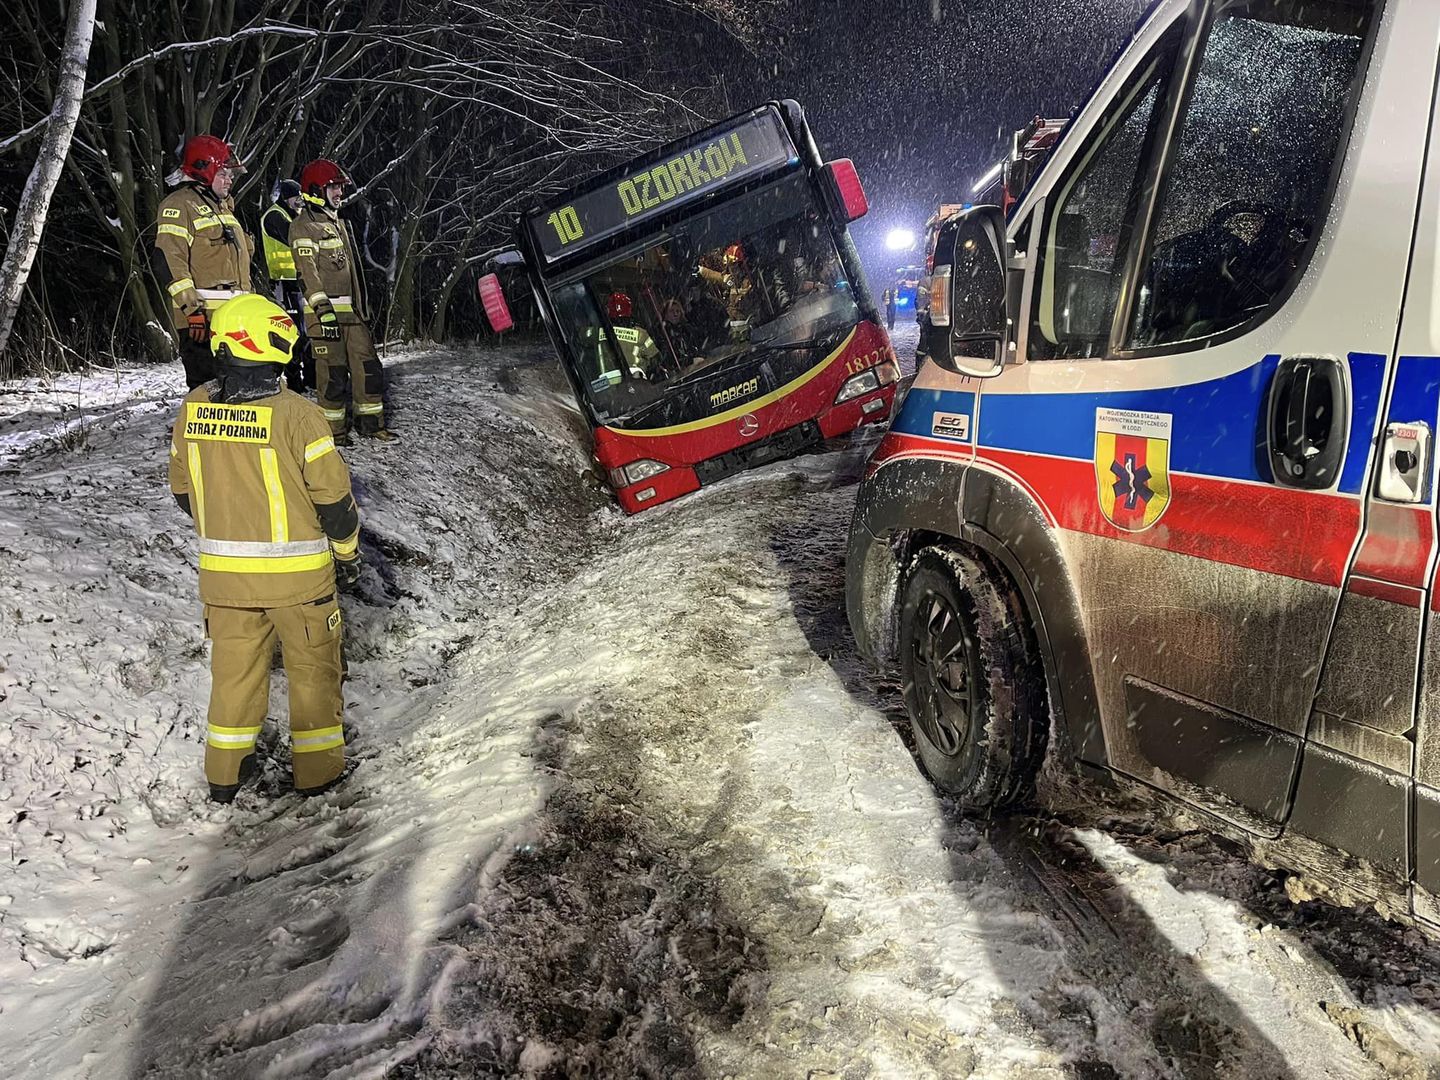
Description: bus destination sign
xmin=529 ymin=108 xmax=798 ymax=263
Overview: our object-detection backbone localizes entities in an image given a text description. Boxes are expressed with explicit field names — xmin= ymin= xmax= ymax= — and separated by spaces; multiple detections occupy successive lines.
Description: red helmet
xmin=723 ymin=243 xmax=746 ymax=265
xmin=607 ymin=292 xmax=633 ymax=320
xmin=180 ymin=135 xmax=245 ymax=186
xmin=300 ymin=159 xmax=351 ymax=202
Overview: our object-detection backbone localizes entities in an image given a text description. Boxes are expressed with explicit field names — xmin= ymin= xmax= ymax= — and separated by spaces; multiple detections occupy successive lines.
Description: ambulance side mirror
xmin=477 ymin=273 xmax=514 ymax=334
xmin=926 ymin=205 xmax=1008 ymax=378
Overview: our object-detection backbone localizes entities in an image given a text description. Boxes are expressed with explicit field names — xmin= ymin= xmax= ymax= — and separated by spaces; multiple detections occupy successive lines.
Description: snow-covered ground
xmin=2 ymin=339 xmax=1440 ymax=1079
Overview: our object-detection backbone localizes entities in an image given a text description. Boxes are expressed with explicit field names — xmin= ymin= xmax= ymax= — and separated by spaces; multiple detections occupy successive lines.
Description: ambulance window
xmin=1029 ymin=40 xmax=1176 ymax=360
xmin=1128 ymin=0 xmax=1375 ymax=350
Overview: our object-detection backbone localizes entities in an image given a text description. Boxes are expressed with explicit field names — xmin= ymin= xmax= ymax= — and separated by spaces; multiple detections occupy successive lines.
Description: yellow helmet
xmin=209 ymin=293 xmax=297 ymax=366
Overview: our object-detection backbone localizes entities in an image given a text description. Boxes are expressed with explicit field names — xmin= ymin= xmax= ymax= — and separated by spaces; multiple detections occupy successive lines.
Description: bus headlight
xmin=835 ymin=360 xmax=899 ymax=405
xmin=609 ymin=459 xmax=670 ymax=488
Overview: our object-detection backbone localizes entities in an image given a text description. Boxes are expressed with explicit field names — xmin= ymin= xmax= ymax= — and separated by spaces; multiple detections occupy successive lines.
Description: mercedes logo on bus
xmin=738 ymin=413 xmax=759 ymax=438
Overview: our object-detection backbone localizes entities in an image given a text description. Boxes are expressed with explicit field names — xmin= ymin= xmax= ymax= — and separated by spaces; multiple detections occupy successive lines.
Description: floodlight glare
xmin=885 ymin=228 xmax=915 ymax=251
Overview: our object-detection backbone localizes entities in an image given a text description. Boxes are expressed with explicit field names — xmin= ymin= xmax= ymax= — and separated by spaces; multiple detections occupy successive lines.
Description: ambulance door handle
xmin=1267 ymin=356 xmax=1348 ymax=491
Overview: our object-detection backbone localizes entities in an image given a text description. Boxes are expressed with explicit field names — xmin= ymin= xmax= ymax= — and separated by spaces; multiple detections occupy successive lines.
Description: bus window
xmin=549 ymin=171 xmax=861 ymax=429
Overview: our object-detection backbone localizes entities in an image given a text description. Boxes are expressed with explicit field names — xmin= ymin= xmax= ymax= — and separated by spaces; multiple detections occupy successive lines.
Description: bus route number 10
xmin=548 ymin=206 xmax=584 ymax=245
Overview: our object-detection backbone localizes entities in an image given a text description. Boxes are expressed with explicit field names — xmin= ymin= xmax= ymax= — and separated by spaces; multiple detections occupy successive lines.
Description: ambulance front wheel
xmin=898 ymin=547 xmax=1049 ymax=812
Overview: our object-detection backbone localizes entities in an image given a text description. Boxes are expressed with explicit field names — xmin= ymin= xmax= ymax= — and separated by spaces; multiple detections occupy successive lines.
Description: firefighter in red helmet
xmin=288 ymin=159 xmax=395 ymax=443
xmin=579 ymin=290 xmax=660 ymax=389
xmin=151 ymin=135 xmax=254 ymax=388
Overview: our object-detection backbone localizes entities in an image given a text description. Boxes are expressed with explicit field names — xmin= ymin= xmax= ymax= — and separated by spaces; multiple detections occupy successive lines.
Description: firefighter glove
xmin=317 ymin=313 xmax=342 ymax=341
xmin=187 ymin=311 xmax=209 ymax=344
xmin=335 ymin=555 xmax=361 ymax=593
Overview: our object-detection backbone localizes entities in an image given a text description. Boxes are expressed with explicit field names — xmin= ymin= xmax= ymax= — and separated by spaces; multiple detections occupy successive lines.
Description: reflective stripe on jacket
xmin=289 ymin=205 xmax=366 ymax=324
xmin=152 ymin=184 xmax=254 ymax=330
xmin=168 ymin=387 xmax=359 ymax=607
xmin=581 ymin=324 xmax=660 ymax=385
xmin=261 ymin=204 xmax=297 ymax=281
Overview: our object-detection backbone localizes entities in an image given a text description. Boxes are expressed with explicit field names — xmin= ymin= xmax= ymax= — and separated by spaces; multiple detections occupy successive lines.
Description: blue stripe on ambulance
xmin=1386 ymin=355 xmax=1440 ymax=428
xmin=892 ymin=387 xmax=977 ymax=443
xmin=962 ymin=353 xmax=1385 ymax=495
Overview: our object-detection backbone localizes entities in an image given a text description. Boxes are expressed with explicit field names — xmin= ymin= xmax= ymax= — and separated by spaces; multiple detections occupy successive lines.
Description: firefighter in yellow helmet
xmin=169 ymin=293 xmax=362 ymax=802
xmin=151 ymin=135 xmax=254 ymax=389
xmin=290 ymin=159 xmax=396 ymax=444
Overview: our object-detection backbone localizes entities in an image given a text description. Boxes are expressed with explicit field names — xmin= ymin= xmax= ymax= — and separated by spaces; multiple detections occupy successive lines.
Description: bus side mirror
xmin=477 ymin=273 xmax=514 ymax=334
xmin=926 ymin=205 xmax=1008 ymax=378
xmin=823 ymin=159 xmax=868 ymax=222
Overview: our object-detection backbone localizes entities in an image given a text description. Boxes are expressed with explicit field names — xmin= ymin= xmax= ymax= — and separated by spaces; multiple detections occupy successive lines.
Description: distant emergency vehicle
xmin=915 ymin=122 xmax=1066 ymax=332
xmin=477 ymin=101 xmax=898 ymax=513
xmin=893 ymin=264 xmax=923 ymax=311
xmin=915 ymin=205 xmax=965 ymax=327
xmin=971 ymin=116 xmax=1068 ymax=215
xmin=848 ymin=0 xmax=1440 ymax=929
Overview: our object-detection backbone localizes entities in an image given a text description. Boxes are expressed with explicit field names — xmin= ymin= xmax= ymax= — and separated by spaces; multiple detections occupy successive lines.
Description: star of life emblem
xmin=1094 ymin=408 xmax=1172 ymax=532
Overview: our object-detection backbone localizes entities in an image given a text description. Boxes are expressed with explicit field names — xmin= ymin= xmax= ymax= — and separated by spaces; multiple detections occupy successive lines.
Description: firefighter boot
xmin=208 ymin=752 xmax=257 ymax=804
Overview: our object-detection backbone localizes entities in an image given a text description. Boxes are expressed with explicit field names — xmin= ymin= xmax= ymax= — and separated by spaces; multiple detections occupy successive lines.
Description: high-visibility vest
xmin=261 ymin=204 xmax=297 ymax=281
xmin=580 ymin=324 xmax=660 ymax=389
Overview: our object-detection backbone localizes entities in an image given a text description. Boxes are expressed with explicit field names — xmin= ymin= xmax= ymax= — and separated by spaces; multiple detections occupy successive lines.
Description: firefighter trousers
xmin=309 ymin=320 xmax=386 ymax=435
xmin=274 ymin=281 xmax=314 ymax=392
xmin=204 ymin=597 xmax=346 ymax=793
xmin=176 ymin=330 xmax=216 ymax=389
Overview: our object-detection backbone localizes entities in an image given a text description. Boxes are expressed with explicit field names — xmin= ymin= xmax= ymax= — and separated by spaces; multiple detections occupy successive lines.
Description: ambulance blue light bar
xmin=527 ymin=108 xmax=799 ymax=264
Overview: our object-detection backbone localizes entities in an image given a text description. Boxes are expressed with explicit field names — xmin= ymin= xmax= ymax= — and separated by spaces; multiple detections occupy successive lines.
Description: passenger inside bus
xmin=654 ymin=298 xmax=705 ymax=377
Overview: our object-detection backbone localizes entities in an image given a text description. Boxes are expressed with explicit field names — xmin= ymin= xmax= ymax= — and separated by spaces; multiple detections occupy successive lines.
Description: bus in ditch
xmin=477 ymin=101 xmax=900 ymax=513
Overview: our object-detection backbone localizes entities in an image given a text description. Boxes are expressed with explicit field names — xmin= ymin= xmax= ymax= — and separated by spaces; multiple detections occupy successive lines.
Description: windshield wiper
xmin=752 ymin=334 xmax=829 ymax=352
xmin=614 ymin=391 xmax=682 ymax=428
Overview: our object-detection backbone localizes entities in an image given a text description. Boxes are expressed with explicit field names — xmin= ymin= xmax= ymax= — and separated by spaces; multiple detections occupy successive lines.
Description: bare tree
xmin=0 ymin=0 xmax=791 ymax=372
xmin=0 ymin=0 xmax=97 ymax=369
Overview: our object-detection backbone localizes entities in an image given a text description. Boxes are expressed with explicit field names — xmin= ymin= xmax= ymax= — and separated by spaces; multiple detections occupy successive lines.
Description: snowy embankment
xmin=0 ymin=343 xmax=609 ymax=1076
xmin=3 ymin=337 xmax=1440 ymax=1079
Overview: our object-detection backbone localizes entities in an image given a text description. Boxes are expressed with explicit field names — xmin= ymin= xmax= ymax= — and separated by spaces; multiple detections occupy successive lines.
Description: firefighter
xmin=697 ymin=243 xmax=757 ymax=331
xmin=261 ymin=179 xmax=313 ymax=392
xmin=151 ymin=135 xmax=254 ymax=389
xmin=582 ymin=292 xmax=660 ymax=388
xmin=290 ymin=159 xmax=395 ymax=444
xmin=169 ymin=293 xmax=361 ymax=803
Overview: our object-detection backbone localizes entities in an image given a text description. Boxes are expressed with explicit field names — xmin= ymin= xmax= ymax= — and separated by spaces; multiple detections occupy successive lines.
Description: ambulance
xmin=846 ymin=0 xmax=1440 ymax=927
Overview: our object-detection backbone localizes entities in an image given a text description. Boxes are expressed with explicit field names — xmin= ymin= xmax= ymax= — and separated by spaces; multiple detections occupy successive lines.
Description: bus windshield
xmin=548 ymin=171 xmax=861 ymax=431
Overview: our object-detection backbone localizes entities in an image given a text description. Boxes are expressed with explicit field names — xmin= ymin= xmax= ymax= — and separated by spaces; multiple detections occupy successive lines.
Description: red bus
xmin=477 ymin=101 xmax=899 ymax=513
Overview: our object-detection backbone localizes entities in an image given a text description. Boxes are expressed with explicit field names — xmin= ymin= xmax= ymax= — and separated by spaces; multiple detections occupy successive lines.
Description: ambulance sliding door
xmin=1300 ymin=6 xmax=1440 ymax=898
xmin=1380 ymin=25 xmax=1440 ymax=925
xmin=974 ymin=0 xmax=1419 ymax=833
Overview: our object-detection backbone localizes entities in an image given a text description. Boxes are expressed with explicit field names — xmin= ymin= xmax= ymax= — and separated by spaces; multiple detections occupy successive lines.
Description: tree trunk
xmin=428 ymin=216 xmax=485 ymax=342
xmin=0 ymin=0 xmax=99 ymax=369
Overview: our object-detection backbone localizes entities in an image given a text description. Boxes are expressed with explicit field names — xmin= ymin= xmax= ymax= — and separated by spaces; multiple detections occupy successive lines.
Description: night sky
xmin=743 ymin=0 xmax=1152 ymax=284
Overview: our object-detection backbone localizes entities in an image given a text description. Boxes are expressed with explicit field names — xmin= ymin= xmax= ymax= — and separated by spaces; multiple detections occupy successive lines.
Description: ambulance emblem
xmin=1094 ymin=407 xmax=1172 ymax=532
